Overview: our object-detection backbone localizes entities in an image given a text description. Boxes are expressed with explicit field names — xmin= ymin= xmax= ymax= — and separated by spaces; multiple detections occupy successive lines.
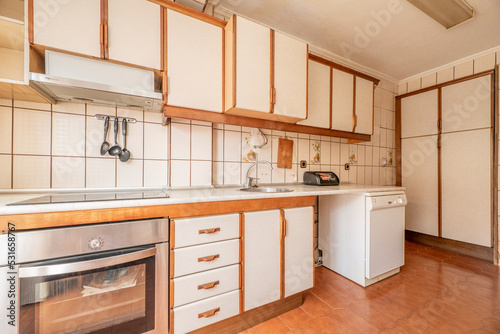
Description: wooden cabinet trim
xmin=279 ymin=209 xmax=285 ymax=300
xmin=270 ymin=29 xmax=275 ymax=114
xmin=147 ymin=0 xmax=226 ymax=28
xmin=308 ymin=54 xmax=379 ymax=85
xmin=28 ymin=0 xmax=33 ymax=43
xmin=352 ymin=76 xmax=357 ymax=132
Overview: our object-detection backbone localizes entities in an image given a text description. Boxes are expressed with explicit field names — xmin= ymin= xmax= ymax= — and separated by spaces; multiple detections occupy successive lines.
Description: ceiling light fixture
xmin=407 ymin=0 xmax=474 ymax=29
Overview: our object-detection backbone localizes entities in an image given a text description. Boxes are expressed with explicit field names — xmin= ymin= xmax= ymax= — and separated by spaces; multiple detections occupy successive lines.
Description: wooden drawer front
xmin=174 ymin=214 xmax=239 ymax=248
xmin=172 ymin=264 xmax=240 ymax=307
xmin=173 ymin=290 xmax=239 ymax=334
xmin=173 ymin=239 xmax=240 ymax=277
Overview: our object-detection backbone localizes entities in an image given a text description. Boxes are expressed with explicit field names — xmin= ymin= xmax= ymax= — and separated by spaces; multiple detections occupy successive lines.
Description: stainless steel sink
xmin=239 ymin=187 xmax=293 ymax=193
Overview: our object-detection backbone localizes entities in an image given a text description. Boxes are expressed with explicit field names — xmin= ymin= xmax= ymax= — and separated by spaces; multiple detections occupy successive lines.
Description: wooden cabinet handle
xmin=198 ymin=254 xmax=220 ymax=262
xmin=283 ymin=218 xmax=287 ymax=237
xmin=199 ymin=227 xmax=221 ymax=234
xmin=198 ymin=280 xmax=220 ymax=290
xmin=198 ymin=307 xmax=220 ymax=319
xmin=104 ymin=23 xmax=108 ymax=48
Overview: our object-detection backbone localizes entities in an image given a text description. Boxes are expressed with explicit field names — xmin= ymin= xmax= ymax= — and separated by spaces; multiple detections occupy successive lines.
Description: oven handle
xmin=19 ymin=247 xmax=156 ymax=278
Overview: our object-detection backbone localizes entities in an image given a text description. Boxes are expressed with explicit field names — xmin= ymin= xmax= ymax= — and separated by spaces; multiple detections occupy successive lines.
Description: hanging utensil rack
xmin=94 ymin=114 xmax=137 ymax=124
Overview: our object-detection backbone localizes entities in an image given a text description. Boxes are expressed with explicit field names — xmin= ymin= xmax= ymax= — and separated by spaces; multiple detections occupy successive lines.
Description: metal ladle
xmin=99 ymin=116 xmax=110 ymax=155
xmin=119 ymin=119 xmax=130 ymax=162
xmin=108 ymin=118 xmax=122 ymax=156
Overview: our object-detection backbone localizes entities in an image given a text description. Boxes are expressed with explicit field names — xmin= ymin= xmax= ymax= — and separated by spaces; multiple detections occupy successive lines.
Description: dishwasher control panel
xmin=367 ymin=193 xmax=407 ymax=210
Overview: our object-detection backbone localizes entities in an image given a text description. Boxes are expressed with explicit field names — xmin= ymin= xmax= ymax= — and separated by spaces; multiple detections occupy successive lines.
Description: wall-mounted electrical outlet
xmin=300 ymin=160 xmax=307 ymax=168
xmin=344 ymin=163 xmax=350 ymax=170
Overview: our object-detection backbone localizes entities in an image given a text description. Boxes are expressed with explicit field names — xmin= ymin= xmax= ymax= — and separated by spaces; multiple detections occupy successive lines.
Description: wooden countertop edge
xmin=0 ymin=196 xmax=316 ymax=231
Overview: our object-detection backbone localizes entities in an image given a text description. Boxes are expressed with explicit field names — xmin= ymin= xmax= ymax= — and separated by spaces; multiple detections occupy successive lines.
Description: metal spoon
xmin=119 ymin=119 xmax=131 ymax=162
xmin=108 ymin=118 xmax=122 ymax=156
xmin=99 ymin=116 xmax=110 ymax=155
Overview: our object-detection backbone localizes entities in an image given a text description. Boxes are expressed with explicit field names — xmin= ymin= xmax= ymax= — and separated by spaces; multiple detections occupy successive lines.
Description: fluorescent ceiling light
xmin=407 ymin=0 xmax=474 ymax=29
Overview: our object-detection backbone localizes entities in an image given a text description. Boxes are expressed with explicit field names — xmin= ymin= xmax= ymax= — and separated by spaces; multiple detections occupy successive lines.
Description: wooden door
xmin=107 ymin=0 xmax=161 ymax=69
xmin=273 ymin=31 xmax=307 ymax=120
xmin=243 ymin=210 xmax=280 ymax=311
xmin=401 ymin=89 xmax=438 ymax=138
xmin=354 ymin=77 xmax=374 ymax=135
xmin=401 ymin=136 xmax=439 ymax=236
xmin=331 ymin=69 xmax=354 ymax=132
xmin=283 ymin=207 xmax=314 ymax=297
xmin=441 ymin=129 xmax=491 ymax=246
xmin=33 ymin=0 xmax=101 ymax=57
xmin=298 ymin=60 xmax=330 ymax=128
xmin=166 ymin=9 xmax=223 ymax=112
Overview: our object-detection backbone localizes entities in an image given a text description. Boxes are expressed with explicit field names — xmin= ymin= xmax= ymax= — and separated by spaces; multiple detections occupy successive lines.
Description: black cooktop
xmin=7 ymin=191 xmax=169 ymax=206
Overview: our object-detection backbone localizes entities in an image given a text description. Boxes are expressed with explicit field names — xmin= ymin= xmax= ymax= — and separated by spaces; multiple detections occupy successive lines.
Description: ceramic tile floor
xmin=238 ymin=241 xmax=500 ymax=334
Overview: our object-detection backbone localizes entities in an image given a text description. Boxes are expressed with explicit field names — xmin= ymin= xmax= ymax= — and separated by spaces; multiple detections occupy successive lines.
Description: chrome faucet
xmin=244 ymin=160 xmax=273 ymax=188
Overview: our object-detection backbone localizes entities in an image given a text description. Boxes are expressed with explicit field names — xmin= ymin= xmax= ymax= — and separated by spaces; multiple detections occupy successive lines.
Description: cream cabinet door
xmin=33 ymin=0 xmax=101 ymax=57
xmin=298 ymin=60 xmax=330 ymax=128
xmin=243 ymin=210 xmax=280 ymax=311
xmin=441 ymin=75 xmax=491 ymax=133
xmin=401 ymin=89 xmax=438 ymax=138
xmin=108 ymin=0 xmax=161 ymax=70
xmin=354 ymin=77 xmax=374 ymax=135
xmin=401 ymin=136 xmax=439 ymax=236
xmin=283 ymin=207 xmax=313 ymax=298
xmin=273 ymin=32 xmax=307 ymax=120
xmin=331 ymin=69 xmax=354 ymax=132
xmin=234 ymin=16 xmax=270 ymax=113
xmin=441 ymin=129 xmax=491 ymax=247
xmin=167 ymin=9 xmax=222 ymax=112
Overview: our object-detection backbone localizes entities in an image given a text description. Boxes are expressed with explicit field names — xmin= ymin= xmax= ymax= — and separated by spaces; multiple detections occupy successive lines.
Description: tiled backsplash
xmin=0 ymin=79 xmax=397 ymax=189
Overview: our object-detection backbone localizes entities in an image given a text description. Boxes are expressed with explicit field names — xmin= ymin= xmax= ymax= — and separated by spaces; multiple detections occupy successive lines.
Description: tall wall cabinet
xmin=397 ymin=72 xmax=495 ymax=250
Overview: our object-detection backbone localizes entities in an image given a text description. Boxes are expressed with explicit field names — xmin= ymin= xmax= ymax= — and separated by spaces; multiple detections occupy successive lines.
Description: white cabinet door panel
xmin=283 ymin=207 xmax=313 ymax=297
xmin=441 ymin=75 xmax=491 ymax=133
xmin=298 ymin=60 xmax=330 ymax=128
xmin=273 ymin=32 xmax=307 ymax=119
xmin=355 ymin=77 xmax=374 ymax=135
xmin=244 ymin=210 xmax=280 ymax=311
xmin=235 ymin=16 xmax=270 ymax=113
xmin=108 ymin=0 xmax=161 ymax=70
xmin=33 ymin=0 xmax=101 ymax=57
xmin=331 ymin=69 xmax=353 ymax=132
xmin=441 ymin=129 xmax=491 ymax=247
xmin=167 ymin=9 xmax=223 ymax=112
xmin=401 ymin=136 xmax=439 ymax=236
xmin=401 ymin=89 xmax=438 ymax=138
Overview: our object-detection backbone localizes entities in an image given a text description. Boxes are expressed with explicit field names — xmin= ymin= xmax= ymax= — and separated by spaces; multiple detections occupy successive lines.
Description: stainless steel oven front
xmin=0 ymin=218 xmax=169 ymax=334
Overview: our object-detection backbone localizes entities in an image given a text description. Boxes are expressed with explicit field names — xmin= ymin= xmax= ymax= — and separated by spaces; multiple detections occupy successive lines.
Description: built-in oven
xmin=0 ymin=218 xmax=169 ymax=334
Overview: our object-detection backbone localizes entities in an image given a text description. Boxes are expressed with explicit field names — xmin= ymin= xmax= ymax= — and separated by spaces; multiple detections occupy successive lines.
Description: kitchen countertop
xmin=0 ymin=184 xmax=404 ymax=216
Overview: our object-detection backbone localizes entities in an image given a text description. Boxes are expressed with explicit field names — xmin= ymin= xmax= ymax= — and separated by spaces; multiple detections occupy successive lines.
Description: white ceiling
xmin=215 ymin=0 xmax=500 ymax=82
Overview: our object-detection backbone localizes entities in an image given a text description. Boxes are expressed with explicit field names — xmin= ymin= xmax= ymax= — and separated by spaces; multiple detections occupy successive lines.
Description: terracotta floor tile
xmin=476 ymin=318 xmax=500 ymax=333
xmin=237 ymin=329 xmax=256 ymax=334
xmin=287 ymin=329 xmax=312 ymax=334
xmin=306 ymin=318 xmax=346 ymax=334
xmin=310 ymin=285 xmax=350 ymax=309
xmin=378 ymin=329 xmax=404 ymax=334
xmin=278 ymin=306 xmax=313 ymax=329
xmin=329 ymin=308 xmax=379 ymax=334
xmin=253 ymin=317 xmax=289 ymax=334
xmin=301 ymin=292 xmax=333 ymax=318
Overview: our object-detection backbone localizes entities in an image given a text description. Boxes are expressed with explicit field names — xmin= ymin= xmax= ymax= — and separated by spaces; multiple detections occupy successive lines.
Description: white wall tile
xmin=213 ymin=129 xmax=224 ymax=162
xmin=349 ymin=165 xmax=357 ymax=183
xmin=298 ymin=138 xmax=309 ymax=163
xmin=271 ymin=164 xmax=285 ymax=184
xmin=86 ymin=116 xmax=112 ymax=158
xmin=13 ymin=109 xmax=52 ymax=155
xmin=379 ymin=167 xmax=387 ymax=186
xmin=123 ymin=121 xmax=144 ymax=160
xmin=52 ymin=102 xmax=86 ymax=115
xmin=437 ymin=67 xmax=454 ymax=84
xmin=358 ymin=145 xmax=365 ymax=166
xmin=241 ymin=162 xmax=256 ymax=184
xmin=0 ymin=107 xmax=12 ymax=154
xmin=223 ymin=162 xmax=241 ymax=185
xmin=192 ymin=120 xmax=211 ymax=127
xmin=117 ymin=107 xmax=144 ymax=121
xmin=86 ymin=104 xmax=115 ymax=116
xmin=474 ymin=53 xmax=496 ymax=73
xmin=171 ymin=160 xmax=191 ymax=187
xmin=380 ymin=128 xmax=387 ymax=148
xmin=52 ymin=156 xmax=85 ymax=188
xmin=144 ymin=123 xmax=168 ymax=160
xmin=387 ymin=111 xmax=395 ymax=130
xmin=310 ymin=141 xmax=320 ymax=165
xmin=213 ymin=162 xmax=224 ymax=185
xmin=372 ymin=167 xmax=380 ymax=186
xmin=144 ymin=111 xmax=163 ymax=123
xmin=224 ymin=124 xmax=241 ymax=131
xmin=171 ymin=118 xmax=190 ymax=124
xmin=407 ymin=78 xmax=421 ymax=93
xmin=321 ymin=141 xmax=331 ymax=165
xmin=170 ymin=122 xmax=191 ymax=160
xmin=365 ymin=166 xmax=372 ymax=185
xmin=257 ymin=162 xmax=272 ymax=184
xmin=13 ymin=155 xmax=50 ymax=189
xmin=191 ymin=125 xmax=212 ymax=161
xmin=191 ymin=160 xmax=212 ymax=186
xmin=372 ymin=146 xmax=380 ymax=166
xmin=86 ymin=158 xmax=116 ymax=188
xmin=117 ymin=159 xmax=143 ymax=187
xmin=340 ymin=143 xmax=349 ymax=165
xmin=224 ymin=131 xmax=241 ymax=162
xmin=357 ymin=166 xmax=365 ymax=184
xmin=271 ymin=137 xmax=279 ymax=164
xmin=365 ymin=146 xmax=373 ymax=166
xmin=0 ymin=99 xmax=12 ymax=107
xmin=52 ymin=113 xmax=86 ymax=156
xmin=144 ymin=160 xmax=168 ymax=187
xmin=285 ymin=164 xmax=298 ymax=183
xmin=454 ymin=61 xmax=473 ymax=79
xmin=0 ymin=155 xmax=11 ymax=188
xmin=381 ymin=90 xmax=395 ymax=111
xmin=14 ymin=100 xmax=51 ymax=111
xmin=330 ymin=142 xmax=340 ymax=165
xmin=421 ymin=73 xmax=437 ymax=89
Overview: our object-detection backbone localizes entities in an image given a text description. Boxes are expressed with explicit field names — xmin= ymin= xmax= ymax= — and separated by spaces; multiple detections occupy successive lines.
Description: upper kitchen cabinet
xmin=297 ymin=60 xmax=330 ymax=128
xmin=32 ymin=0 xmax=161 ymax=70
xmin=354 ymin=76 xmax=374 ymax=135
xmin=331 ymin=69 xmax=354 ymax=132
xmin=224 ymin=15 xmax=307 ymax=123
xmin=401 ymin=89 xmax=438 ymax=138
xmin=166 ymin=9 xmax=223 ymax=112
xmin=0 ymin=0 xmax=27 ymax=83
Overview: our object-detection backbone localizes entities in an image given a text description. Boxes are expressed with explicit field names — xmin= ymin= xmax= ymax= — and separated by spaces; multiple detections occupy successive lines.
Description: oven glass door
xmin=19 ymin=246 xmax=156 ymax=334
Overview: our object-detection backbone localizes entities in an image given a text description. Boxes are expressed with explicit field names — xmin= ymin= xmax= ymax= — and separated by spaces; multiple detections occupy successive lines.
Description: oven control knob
xmin=89 ymin=237 xmax=103 ymax=250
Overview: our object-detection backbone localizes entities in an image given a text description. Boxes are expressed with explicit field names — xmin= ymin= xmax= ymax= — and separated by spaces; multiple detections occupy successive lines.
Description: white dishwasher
xmin=319 ymin=191 xmax=407 ymax=287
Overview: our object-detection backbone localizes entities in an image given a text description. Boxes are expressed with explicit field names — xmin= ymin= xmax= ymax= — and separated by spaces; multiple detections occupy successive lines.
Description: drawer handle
xmin=199 ymin=228 xmax=221 ymax=234
xmin=198 ymin=254 xmax=220 ymax=262
xmin=198 ymin=307 xmax=220 ymax=319
xmin=198 ymin=280 xmax=220 ymax=290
